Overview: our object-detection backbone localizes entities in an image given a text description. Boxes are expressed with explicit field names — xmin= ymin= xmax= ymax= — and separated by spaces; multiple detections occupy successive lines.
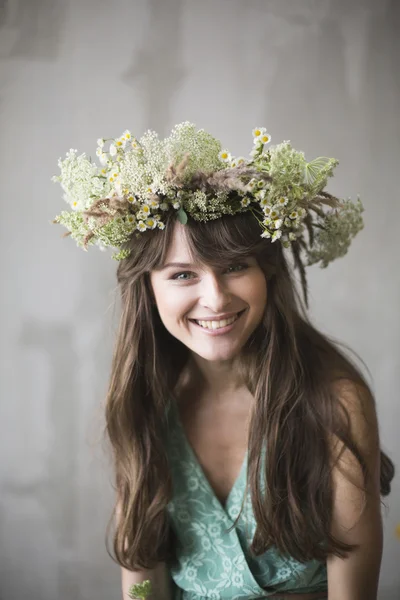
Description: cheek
xmin=155 ymin=288 xmax=191 ymax=323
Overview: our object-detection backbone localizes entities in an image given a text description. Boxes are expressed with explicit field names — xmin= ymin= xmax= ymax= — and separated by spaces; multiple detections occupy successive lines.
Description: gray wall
xmin=0 ymin=1 xmax=399 ymax=599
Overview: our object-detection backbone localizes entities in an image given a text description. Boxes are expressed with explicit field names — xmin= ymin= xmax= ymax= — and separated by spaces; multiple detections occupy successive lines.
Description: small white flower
xmin=141 ymin=204 xmax=151 ymax=215
xmin=260 ymin=132 xmax=271 ymax=145
xmin=219 ymin=149 xmax=232 ymax=163
xmin=173 ymin=201 xmax=181 ymax=210
xmin=115 ymin=137 xmax=126 ymax=149
xmin=252 ymin=127 xmax=266 ymax=140
xmin=122 ymin=129 xmax=131 ymax=140
xmin=157 ymin=221 xmax=166 ymax=229
xmin=261 ymin=230 xmax=271 ymax=238
xmin=159 ymin=202 xmax=169 ymax=211
xmin=289 ymin=232 xmax=297 ymax=241
xmin=277 ymin=196 xmax=288 ymax=206
xmin=145 ymin=218 xmax=158 ymax=229
xmin=240 ymin=197 xmax=251 ymax=207
xmin=108 ymin=170 xmax=119 ymax=183
xmin=289 ymin=210 xmax=299 ymax=219
xmin=137 ymin=221 xmax=147 ymax=232
xmin=263 ymin=205 xmax=271 ymax=215
xmin=126 ymin=214 xmax=136 ymax=225
xmin=109 ymin=144 xmax=117 ymax=156
xmin=274 ymin=218 xmax=283 ymax=229
xmin=99 ymin=152 xmax=108 ymax=166
xmin=271 ymin=229 xmax=283 ymax=242
xmin=270 ymin=209 xmax=280 ymax=219
xmin=148 ymin=198 xmax=160 ymax=209
xmin=97 ymin=138 xmax=105 ymax=148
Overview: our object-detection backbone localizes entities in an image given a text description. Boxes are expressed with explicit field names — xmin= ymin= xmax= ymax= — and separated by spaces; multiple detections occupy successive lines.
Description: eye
xmin=171 ymin=271 xmax=193 ymax=281
xmin=170 ymin=264 xmax=249 ymax=281
xmin=225 ymin=264 xmax=248 ymax=273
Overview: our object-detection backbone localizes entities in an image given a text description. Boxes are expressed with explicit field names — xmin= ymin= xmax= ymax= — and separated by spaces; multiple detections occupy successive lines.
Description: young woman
xmin=52 ymin=124 xmax=395 ymax=600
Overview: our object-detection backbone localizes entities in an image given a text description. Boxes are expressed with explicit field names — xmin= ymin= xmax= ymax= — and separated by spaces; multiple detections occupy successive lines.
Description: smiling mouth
xmin=189 ymin=309 xmax=246 ymax=331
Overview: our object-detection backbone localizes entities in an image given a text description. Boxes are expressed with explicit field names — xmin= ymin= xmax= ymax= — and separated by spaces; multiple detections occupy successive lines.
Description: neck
xmin=184 ymin=354 xmax=248 ymax=403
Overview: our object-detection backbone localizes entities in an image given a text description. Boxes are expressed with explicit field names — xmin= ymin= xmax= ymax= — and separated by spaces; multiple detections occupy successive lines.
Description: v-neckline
xmin=170 ymin=400 xmax=248 ymax=513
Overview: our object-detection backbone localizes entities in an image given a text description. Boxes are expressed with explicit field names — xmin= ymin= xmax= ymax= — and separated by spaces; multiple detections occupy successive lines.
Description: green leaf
xmin=176 ymin=207 xmax=188 ymax=224
xmin=128 ymin=580 xmax=152 ymax=600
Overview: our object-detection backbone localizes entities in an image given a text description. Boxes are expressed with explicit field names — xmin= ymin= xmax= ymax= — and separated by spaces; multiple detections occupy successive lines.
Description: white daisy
xmin=260 ymin=132 xmax=271 ymax=145
xmin=157 ymin=221 xmax=166 ymax=229
xmin=219 ymin=149 xmax=232 ymax=163
xmin=141 ymin=204 xmax=151 ymax=215
xmin=240 ymin=197 xmax=251 ymax=207
xmin=252 ymin=127 xmax=266 ymax=140
xmin=261 ymin=230 xmax=271 ymax=238
xmin=137 ymin=221 xmax=147 ymax=232
xmin=274 ymin=218 xmax=283 ymax=229
xmin=277 ymin=196 xmax=289 ymax=207
xmin=145 ymin=218 xmax=158 ymax=229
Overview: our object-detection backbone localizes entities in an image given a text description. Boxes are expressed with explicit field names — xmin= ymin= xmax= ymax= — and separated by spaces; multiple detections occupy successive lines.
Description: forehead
xmin=163 ymin=222 xmax=194 ymax=263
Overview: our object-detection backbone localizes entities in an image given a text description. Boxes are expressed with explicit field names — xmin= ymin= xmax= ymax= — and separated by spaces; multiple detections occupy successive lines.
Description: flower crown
xmin=52 ymin=122 xmax=364 ymax=299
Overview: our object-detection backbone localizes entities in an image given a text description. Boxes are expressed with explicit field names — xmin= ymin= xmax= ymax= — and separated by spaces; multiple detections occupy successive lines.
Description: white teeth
xmin=195 ymin=314 xmax=239 ymax=330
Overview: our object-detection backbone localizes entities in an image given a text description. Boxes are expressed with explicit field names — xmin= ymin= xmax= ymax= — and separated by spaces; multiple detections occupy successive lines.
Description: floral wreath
xmin=52 ymin=122 xmax=364 ymax=304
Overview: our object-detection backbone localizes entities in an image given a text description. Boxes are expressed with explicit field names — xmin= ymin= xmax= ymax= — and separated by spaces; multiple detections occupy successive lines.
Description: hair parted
xmin=103 ymin=209 xmax=394 ymax=572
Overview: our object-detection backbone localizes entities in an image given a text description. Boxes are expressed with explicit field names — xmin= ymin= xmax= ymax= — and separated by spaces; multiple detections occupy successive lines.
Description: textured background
xmin=0 ymin=0 xmax=399 ymax=599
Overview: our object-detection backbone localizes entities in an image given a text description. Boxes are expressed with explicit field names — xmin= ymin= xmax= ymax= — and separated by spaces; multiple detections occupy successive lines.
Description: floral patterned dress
xmin=164 ymin=400 xmax=328 ymax=600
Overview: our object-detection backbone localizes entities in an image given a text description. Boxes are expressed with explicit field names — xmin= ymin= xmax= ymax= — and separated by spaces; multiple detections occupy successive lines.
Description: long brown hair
xmin=104 ymin=208 xmax=394 ymax=570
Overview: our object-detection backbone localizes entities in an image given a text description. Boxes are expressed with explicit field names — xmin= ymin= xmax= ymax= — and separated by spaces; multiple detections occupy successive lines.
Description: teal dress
xmin=164 ymin=401 xmax=328 ymax=600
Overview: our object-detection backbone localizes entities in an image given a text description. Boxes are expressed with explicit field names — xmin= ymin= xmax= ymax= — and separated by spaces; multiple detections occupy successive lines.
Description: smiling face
xmin=149 ymin=222 xmax=268 ymax=363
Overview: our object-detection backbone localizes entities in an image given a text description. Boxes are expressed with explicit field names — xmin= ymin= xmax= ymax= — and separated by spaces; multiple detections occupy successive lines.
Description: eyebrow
xmin=161 ymin=262 xmax=195 ymax=270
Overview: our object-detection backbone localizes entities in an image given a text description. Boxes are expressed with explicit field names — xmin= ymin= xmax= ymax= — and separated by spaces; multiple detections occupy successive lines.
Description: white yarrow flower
xmin=271 ymin=229 xmax=282 ymax=242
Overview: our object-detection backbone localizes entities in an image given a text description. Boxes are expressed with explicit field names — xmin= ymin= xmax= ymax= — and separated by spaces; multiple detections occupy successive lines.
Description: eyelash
xmin=170 ymin=264 xmax=249 ymax=281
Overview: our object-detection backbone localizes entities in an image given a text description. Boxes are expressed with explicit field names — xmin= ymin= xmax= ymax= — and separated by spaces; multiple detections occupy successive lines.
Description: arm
xmin=116 ymin=500 xmax=174 ymax=600
xmin=121 ymin=561 xmax=173 ymax=600
xmin=327 ymin=380 xmax=383 ymax=600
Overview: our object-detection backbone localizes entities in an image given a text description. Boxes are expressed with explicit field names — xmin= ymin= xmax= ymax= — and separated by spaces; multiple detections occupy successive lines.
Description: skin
xmin=149 ymin=222 xmax=268 ymax=399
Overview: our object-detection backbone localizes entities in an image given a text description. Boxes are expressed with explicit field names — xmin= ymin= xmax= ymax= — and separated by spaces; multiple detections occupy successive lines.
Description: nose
xmin=198 ymin=272 xmax=233 ymax=313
